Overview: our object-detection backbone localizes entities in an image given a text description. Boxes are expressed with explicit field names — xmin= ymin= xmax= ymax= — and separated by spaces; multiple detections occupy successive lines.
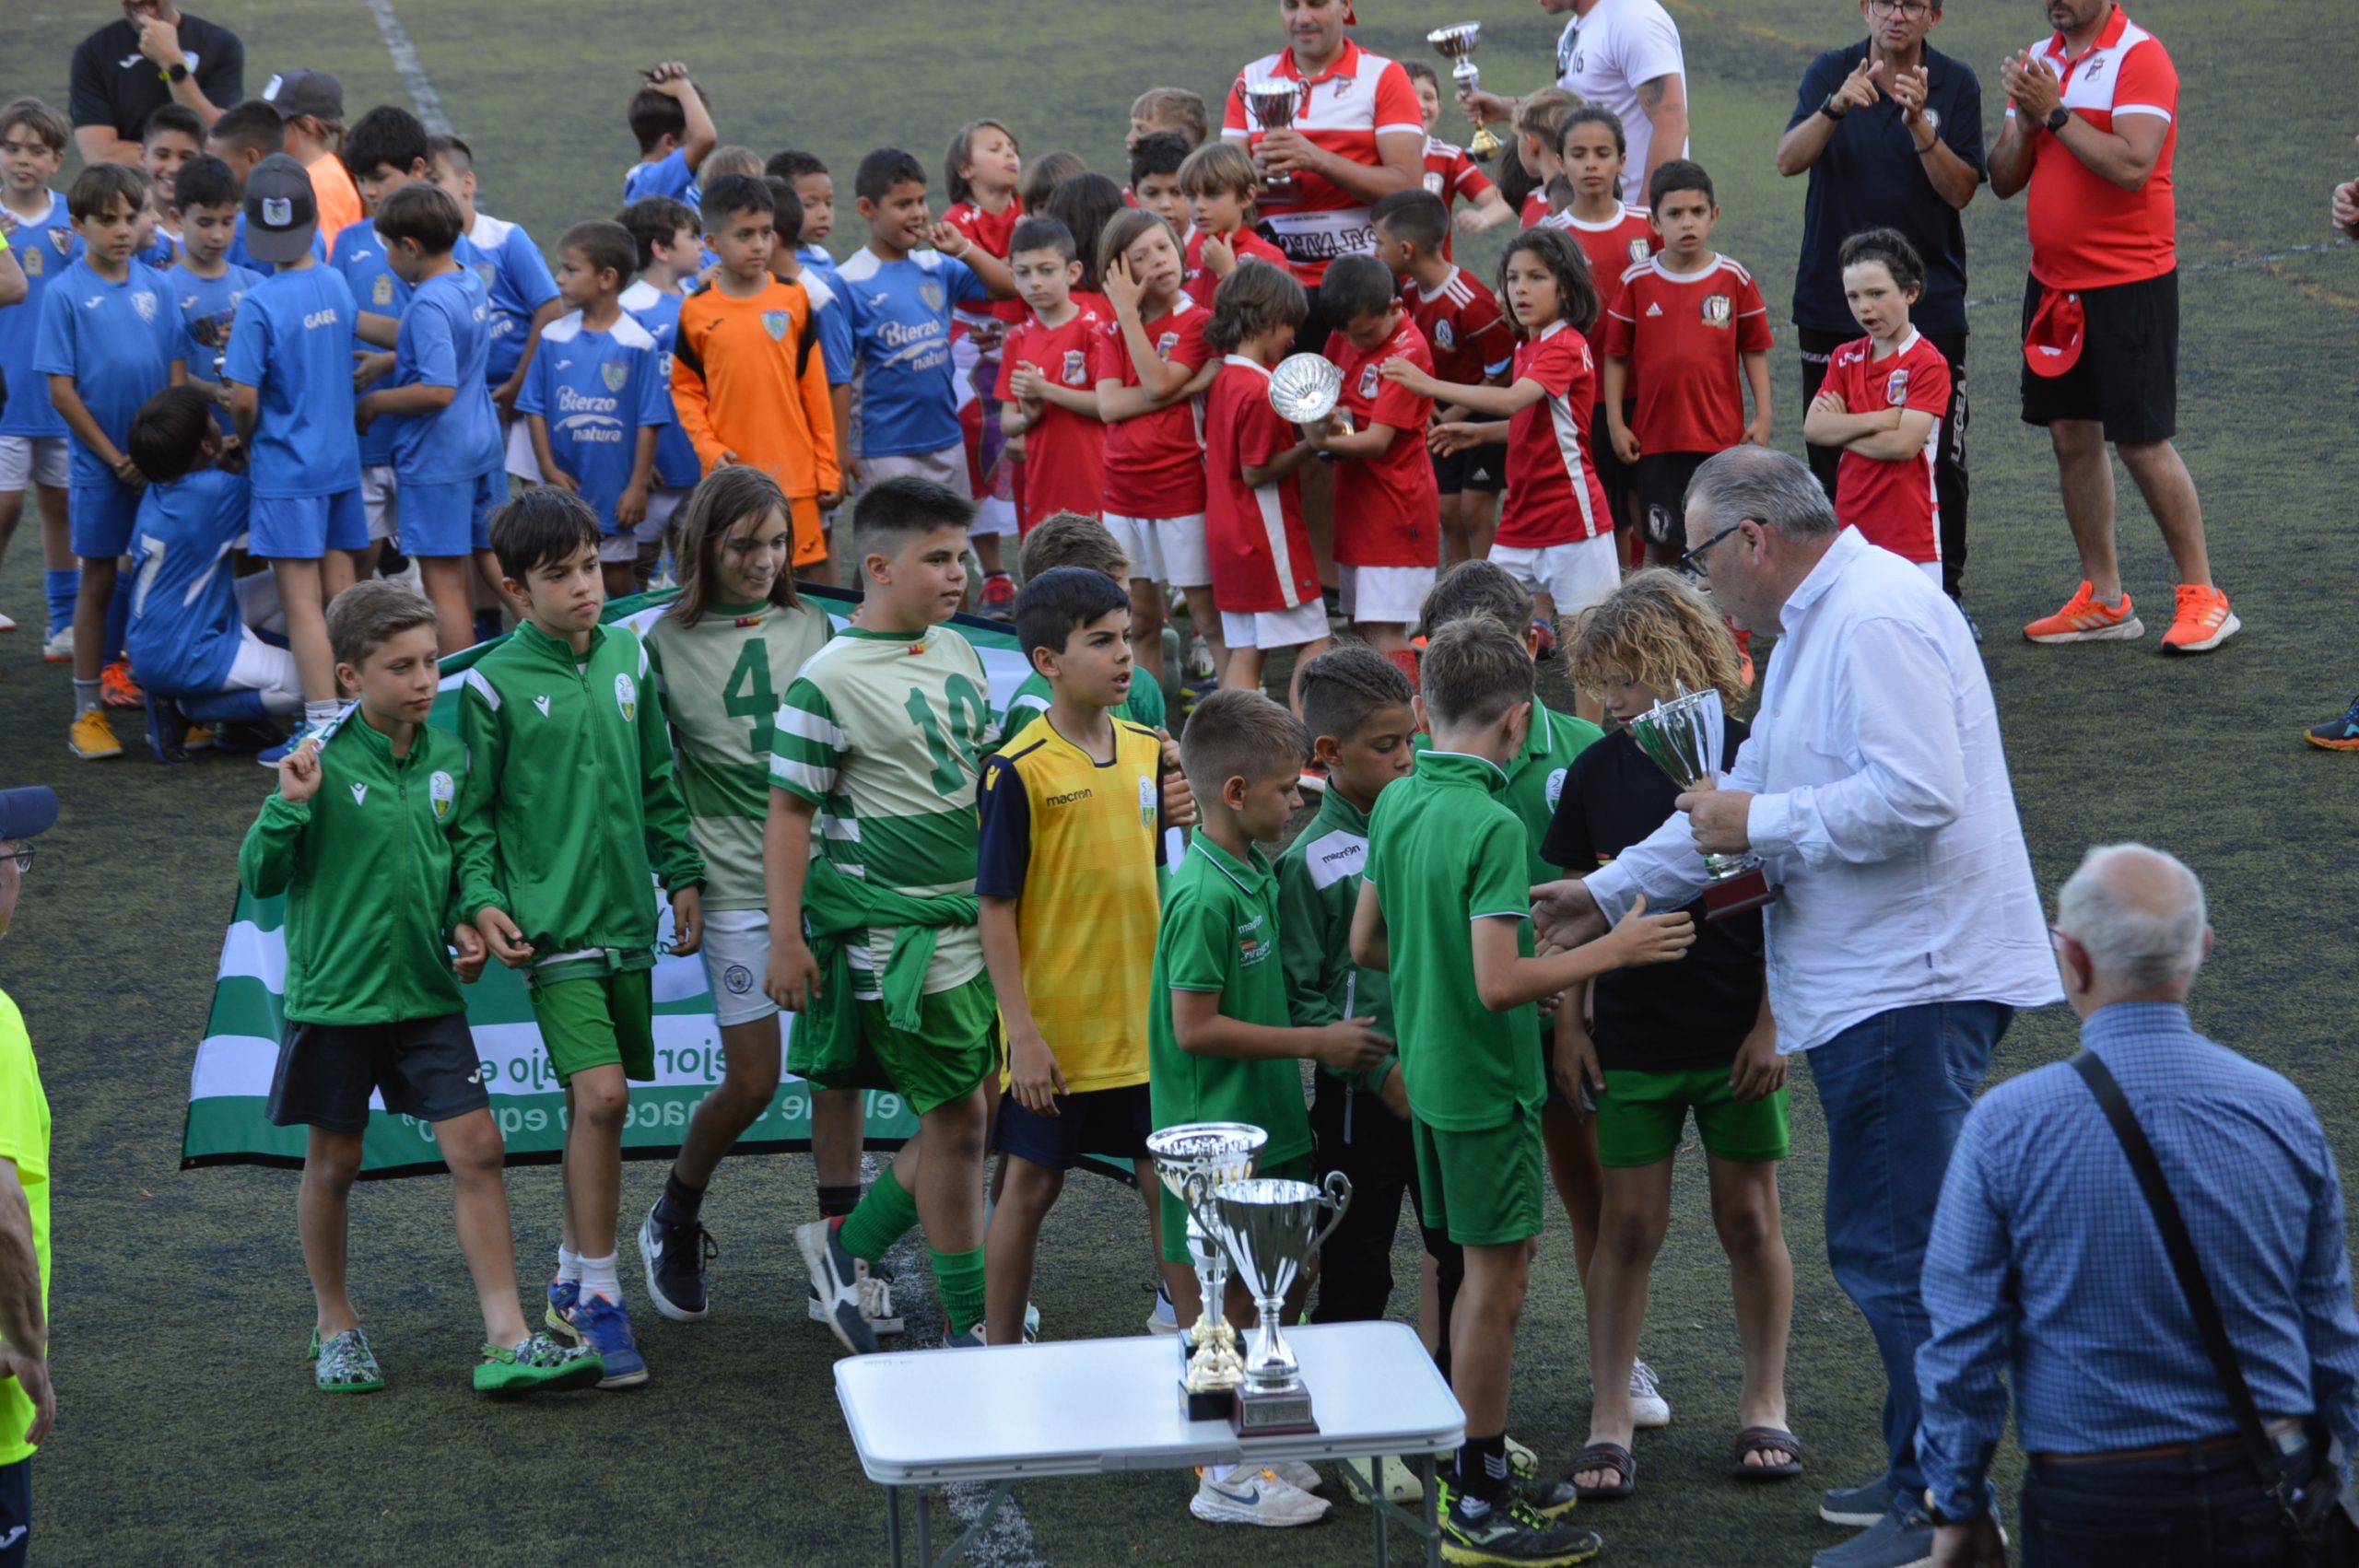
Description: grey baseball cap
xmin=262 ymin=69 xmax=344 ymax=123
xmin=241 ymin=153 xmax=319 ymax=264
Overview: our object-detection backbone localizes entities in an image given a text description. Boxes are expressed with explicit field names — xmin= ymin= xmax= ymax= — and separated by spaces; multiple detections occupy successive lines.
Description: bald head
xmin=2054 ymin=844 xmax=2209 ymax=999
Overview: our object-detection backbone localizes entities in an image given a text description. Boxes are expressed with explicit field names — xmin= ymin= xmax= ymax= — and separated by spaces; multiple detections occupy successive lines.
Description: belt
xmin=2031 ymin=1419 xmax=2303 ymax=1469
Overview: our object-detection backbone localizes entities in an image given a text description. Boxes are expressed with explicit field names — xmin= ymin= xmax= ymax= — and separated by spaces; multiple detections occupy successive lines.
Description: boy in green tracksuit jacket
xmin=239 ymin=579 xmax=601 ymax=1398
xmin=452 ymin=490 xmax=705 ymax=1388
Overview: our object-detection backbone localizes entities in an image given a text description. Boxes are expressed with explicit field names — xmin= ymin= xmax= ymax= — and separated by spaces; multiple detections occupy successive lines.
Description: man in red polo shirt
xmin=1991 ymin=0 xmax=2236 ymax=653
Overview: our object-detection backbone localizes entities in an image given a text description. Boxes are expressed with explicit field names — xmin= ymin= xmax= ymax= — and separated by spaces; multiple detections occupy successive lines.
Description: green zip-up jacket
xmin=237 ymin=710 xmax=468 ymax=1026
xmin=451 ymin=619 xmax=704 ymax=965
xmin=1275 ymin=788 xmax=1398 ymax=1097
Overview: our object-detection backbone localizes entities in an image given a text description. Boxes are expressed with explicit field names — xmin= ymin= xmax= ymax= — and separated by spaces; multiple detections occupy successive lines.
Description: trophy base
xmin=1231 ymin=1383 xmax=1319 ymax=1438
xmin=1180 ymin=1376 xmax=1238 ymax=1423
xmin=1703 ymin=863 xmax=1778 ymax=921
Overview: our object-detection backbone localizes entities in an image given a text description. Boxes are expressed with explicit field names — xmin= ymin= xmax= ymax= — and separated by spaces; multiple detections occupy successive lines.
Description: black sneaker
xmin=144 ymin=694 xmax=190 ymax=765
xmin=1436 ymin=1476 xmax=1602 ymax=1564
xmin=212 ymin=719 xmax=285 ymax=754
xmin=638 ymin=1200 xmax=715 ymax=1323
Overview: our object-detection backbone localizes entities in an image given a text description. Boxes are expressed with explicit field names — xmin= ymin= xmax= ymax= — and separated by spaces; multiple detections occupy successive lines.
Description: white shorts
xmin=225 ymin=626 xmax=303 ymax=716
xmin=863 ymin=446 xmax=971 ymax=498
xmin=1489 ymin=535 xmax=1620 ymax=618
xmin=969 ymin=492 xmax=1017 ymax=539
xmin=361 ymin=465 xmax=399 ymax=544
xmin=698 ymin=907 xmax=780 ymax=1027
xmin=1105 ymin=512 xmax=1210 ymax=590
xmin=644 ymin=485 xmax=689 ymax=539
xmin=502 ymin=412 xmax=543 ymax=484
xmin=1221 ymin=597 xmax=1330 ymax=652
xmin=0 ymin=437 xmax=69 ymax=492
xmin=233 ymin=567 xmax=287 ymax=639
xmin=1340 ymin=565 xmax=1436 ymax=626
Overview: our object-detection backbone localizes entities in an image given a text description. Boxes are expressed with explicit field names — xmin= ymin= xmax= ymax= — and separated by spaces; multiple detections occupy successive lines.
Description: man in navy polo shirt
xmin=1777 ymin=0 xmax=1983 ymax=619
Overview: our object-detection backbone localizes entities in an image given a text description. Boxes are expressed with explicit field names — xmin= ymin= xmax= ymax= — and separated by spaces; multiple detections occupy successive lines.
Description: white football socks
xmin=580 ymin=1252 xmax=622 ymax=1305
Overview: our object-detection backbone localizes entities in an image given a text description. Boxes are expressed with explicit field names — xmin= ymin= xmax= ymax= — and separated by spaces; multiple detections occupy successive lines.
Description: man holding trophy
xmin=1532 ymin=446 xmax=2059 ymax=1568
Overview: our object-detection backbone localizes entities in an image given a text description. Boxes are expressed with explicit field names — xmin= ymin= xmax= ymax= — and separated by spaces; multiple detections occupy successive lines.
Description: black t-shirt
xmin=1540 ymin=720 xmax=1765 ymax=1072
xmin=1786 ymin=41 xmax=1986 ymax=337
xmin=68 ymin=15 xmax=245 ymax=141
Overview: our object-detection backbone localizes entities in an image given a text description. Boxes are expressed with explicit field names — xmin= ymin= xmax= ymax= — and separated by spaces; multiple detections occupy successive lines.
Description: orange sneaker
xmin=2023 ymin=581 xmax=2143 ymax=645
xmin=100 ymin=658 xmax=145 ymax=708
xmin=2158 ymin=583 xmax=2239 ymax=654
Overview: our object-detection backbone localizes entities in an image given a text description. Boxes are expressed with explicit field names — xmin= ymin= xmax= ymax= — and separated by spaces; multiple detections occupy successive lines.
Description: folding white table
xmin=834 ymin=1319 xmax=1463 ymax=1566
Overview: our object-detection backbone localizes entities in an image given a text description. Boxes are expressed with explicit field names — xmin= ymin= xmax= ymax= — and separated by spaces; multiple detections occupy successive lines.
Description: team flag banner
xmin=183 ymin=585 xmax=1035 ymax=1178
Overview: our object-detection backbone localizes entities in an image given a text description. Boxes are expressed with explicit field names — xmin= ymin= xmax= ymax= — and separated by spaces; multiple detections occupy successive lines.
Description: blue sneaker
xmin=2306 ymin=693 xmax=2359 ymax=752
xmin=1811 ymin=1499 xmax=1942 ymax=1568
xmin=258 ymin=720 xmax=314 ymax=769
xmin=570 ymin=1293 xmax=648 ymax=1387
xmin=546 ymin=1276 xmax=581 ymax=1340
xmin=1819 ymin=1474 xmax=1898 ymax=1528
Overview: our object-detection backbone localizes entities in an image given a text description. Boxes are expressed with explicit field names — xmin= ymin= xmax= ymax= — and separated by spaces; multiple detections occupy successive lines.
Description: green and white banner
xmin=183 ymin=585 xmax=1036 ymax=1178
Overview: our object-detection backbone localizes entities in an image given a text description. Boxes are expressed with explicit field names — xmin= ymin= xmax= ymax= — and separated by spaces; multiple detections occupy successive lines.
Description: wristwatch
xmin=165 ymin=62 xmax=189 ymax=84
xmin=2044 ymin=105 xmax=2071 ymax=133
xmin=1819 ymin=92 xmax=1848 ymax=122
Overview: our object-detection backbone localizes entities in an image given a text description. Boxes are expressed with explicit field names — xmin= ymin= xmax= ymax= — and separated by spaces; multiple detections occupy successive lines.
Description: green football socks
xmin=839 ymin=1164 xmax=919 ymax=1264
xmin=932 ymin=1246 xmax=987 ymax=1340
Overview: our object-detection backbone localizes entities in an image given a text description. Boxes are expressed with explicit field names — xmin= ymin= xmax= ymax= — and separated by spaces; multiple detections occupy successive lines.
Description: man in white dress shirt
xmin=1532 ymin=445 xmax=2060 ymax=1568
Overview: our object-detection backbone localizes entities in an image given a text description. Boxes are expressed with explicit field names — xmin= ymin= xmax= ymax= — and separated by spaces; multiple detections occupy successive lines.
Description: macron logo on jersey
xmin=533 ymin=695 xmax=552 ymax=718
xmin=349 ymin=783 xmax=368 ymax=806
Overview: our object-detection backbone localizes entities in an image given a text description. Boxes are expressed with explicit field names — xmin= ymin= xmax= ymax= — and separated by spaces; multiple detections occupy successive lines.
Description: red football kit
xmin=1325 ymin=313 xmax=1438 ymax=568
xmin=1600 ymin=253 xmax=1772 ymax=453
xmin=1822 ymin=330 xmax=1950 ymax=566
xmin=1497 ymin=322 xmax=1612 ymax=549
xmin=1203 ymin=356 xmax=1320 ymax=614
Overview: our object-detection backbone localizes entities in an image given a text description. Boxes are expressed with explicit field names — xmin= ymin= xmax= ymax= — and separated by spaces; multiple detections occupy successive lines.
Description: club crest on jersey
xmin=429 ymin=769 xmax=456 ymax=820
xmin=1701 ymin=293 xmax=1732 ymax=327
xmin=20 ymin=248 xmax=40 ymax=277
xmin=1433 ymin=319 xmax=1456 ymax=351
xmin=349 ymin=782 xmax=369 ymax=807
xmin=1062 ymin=348 xmax=1088 ymax=385
xmin=471 ymin=263 xmax=496 ymax=289
xmin=132 ymin=289 xmax=158 ymax=323
xmin=600 ymin=361 xmax=628 ymax=392
xmin=1422 ymin=171 xmax=1445 ymax=196
xmin=615 ymin=673 xmax=638 ymax=721
xmin=1546 ymin=767 xmax=1568 ymax=812
xmin=47 ymin=228 xmax=71 ymax=256
xmin=372 ymin=273 xmax=393 ymax=306
xmin=921 ymin=281 xmax=946 ymax=313
xmin=1628 ymin=237 xmax=1651 ymax=263
xmin=1138 ymin=775 xmax=1156 ymax=828
xmin=760 ymin=310 xmax=790 ymax=342
xmin=1885 ymin=369 xmax=1910 ymax=406
xmin=1358 ymin=363 xmax=1380 ymax=399
xmin=1155 ymin=330 xmax=1180 ymax=359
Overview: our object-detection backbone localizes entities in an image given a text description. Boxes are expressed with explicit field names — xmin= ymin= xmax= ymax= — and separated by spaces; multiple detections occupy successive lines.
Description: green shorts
xmin=1595 ymin=1064 xmax=1790 ymax=1168
xmin=1414 ymin=1103 xmax=1544 ymax=1247
xmin=852 ymin=972 xmax=999 ymax=1117
xmin=1158 ymin=1153 xmax=1311 ymax=1267
xmin=528 ymin=969 xmax=655 ymax=1086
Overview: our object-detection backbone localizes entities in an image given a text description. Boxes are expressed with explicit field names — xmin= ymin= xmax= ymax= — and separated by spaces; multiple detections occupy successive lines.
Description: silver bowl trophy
xmin=1626 ymin=686 xmax=1778 ymax=920
xmin=1241 ymin=78 xmax=1313 ymax=196
xmin=1205 ymin=1173 xmax=1353 ymax=1435
xmin=1267 ymin=353 xmax=1352 ymax=437
xmin=1427 ymin=24 xmax=1503 ymax=161
xmin=1145 ymin=1122 xmax=1267 ymax=1421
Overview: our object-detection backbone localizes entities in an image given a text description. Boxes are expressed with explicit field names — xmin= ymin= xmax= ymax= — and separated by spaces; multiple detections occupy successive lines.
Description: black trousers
xmin=1799 ymin=326 xmax=1970 ymax=599
xmin=1307 ymin=1073 xmax=1465 ymax=1378
xmin=2019 ymin=1438 xmax=2311 ymax=1568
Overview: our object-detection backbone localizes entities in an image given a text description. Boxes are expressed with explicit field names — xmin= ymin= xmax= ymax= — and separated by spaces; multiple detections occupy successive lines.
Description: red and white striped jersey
xmin=1499 ymin=321 xmax=1613 ymax=549
xmin=1220 ymin=40 xmax=1423 ymax=285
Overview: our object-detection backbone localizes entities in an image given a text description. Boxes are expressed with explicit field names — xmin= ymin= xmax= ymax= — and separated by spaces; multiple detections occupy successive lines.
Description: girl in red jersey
xmin=1381 ymin=228 xmax=1614 ymax=720
xmin=1801 ymin=229 xmax=1950 ymax=587
xmin=1554 ymin=107 xmax=1657 ymax=560
xmin=943 ymin=118 xmax=1027 ymax=605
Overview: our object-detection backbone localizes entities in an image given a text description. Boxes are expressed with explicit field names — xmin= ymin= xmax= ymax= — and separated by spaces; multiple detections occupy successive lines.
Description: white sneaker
xmin=1630 ymin=1358 xmax=1672 ymax=1429
xmin=1146 ymin=1282 xmax=1182 ymax=1336
xmin=1340 ymin=1454 xmax=1425 ymax=1504
xmin=0 ymin=610 xmax=16 ymax=632
xmin=1268 ymin=1460 xmax=1323 ymax=1494
xmin=1505 ymin=1433 xmax=1539 ymax=1477
xmin=42 ymin=625 xmax=73 ymax=662
xmin=1189 ymin=1468 xmax=1331 ymax=1527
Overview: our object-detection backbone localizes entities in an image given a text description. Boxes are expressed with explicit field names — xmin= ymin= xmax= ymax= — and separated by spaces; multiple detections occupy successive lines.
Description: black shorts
xmin=1635 ymin=450 xmax=1712 ymax=547
xmin=1295 ymin=280 xmax=1335 ymax=359
xmin=1590 ymin=403 xmax=1637 ymax=531
xmin=0 ymin=1457 xmax=26 ymax=1568
xmin=991 ymin=1081 xmax=1152 ymax=1171
xmin=1432 ymin=440 xmax=1508 ymax=495
xmin=2019 ymin=269 xmax=2178 ymax=443
xmin=266 ymin=1012 xmax=490 ymax=1133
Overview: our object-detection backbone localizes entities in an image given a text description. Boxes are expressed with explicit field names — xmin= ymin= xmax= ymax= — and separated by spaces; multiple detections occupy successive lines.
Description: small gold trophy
xmin=1428 ymin=23 xmax=1504 ymax=161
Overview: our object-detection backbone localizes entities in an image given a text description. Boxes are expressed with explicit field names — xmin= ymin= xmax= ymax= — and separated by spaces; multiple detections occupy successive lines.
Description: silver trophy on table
xmin=1268 ymin=353 xmax=1352 ymax=439
xmin=1145 ymin=1122 xmax=1267 ymax=1420
xmin=1625 ymin=686 xmax=1778 ymax=920
xmin=1241 ymin=78 xmax=1313 ymax=197
xmin=1205 ymin=1173 xmax=1353 ymax=1435
xmin=1427 ymin=23 xmax=1504 ymax=161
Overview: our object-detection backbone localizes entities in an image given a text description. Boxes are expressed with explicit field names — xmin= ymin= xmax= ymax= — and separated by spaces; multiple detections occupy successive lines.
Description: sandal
xmin=311 ymin=1327 xmax=385 ymax=1393
xmin=1567 ymin=1441 xmax=1636 ymax=1501
xmin=1729 ymin=1426 xmax=1803 ymax=1480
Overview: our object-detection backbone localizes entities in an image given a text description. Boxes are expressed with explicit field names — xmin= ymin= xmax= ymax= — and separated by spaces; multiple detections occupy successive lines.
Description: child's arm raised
xmin=928 ymin=221 xmax=1016 ymax=299
xmin=648 ymin=63 xmax=718 ymax=174
xmin=1096 ymin=256 xmax=1209 ymax=412
xmin=236 ymin=739 xmax=322 ymax=898
xmin=1472 ymin=894 xmax=1693 ymax=1013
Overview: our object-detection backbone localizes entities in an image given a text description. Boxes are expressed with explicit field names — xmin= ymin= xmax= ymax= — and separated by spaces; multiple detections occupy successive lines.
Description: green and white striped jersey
xmin=645 ymin=599 xmax=833 ymax=912
xmin=771 ymin=624 xmax=999 ymax=998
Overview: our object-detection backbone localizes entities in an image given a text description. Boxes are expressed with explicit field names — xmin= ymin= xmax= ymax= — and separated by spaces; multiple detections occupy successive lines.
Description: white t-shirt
xmin=1555 ymin=0 xmax=1689 ymax=206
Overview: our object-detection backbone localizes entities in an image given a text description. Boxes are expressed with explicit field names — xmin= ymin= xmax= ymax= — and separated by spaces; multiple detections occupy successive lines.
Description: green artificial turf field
xmin=3 ymin=1 xmax=2356 ymax=1562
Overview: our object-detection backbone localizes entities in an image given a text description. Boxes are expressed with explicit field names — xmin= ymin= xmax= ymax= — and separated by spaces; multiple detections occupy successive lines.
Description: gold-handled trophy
xmin=1145 ymin=1122 xmax=1267 ymax=1420
xmin=1428 ymin=23 xmax=1503 ymax=161
xmin=1626 ymin=686 xmax=1778 ymax=920
xmin=1241 ymin=78 xmax=1314 ymax=197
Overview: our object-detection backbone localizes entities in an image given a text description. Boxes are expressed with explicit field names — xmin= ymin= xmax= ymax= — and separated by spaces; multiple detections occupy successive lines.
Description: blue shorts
xmin=396 ymin=472 xmax=499 ymax=558
xmin=250 ymin=488 xmax=368 ymax=560
xmin=69 ymin=478 xmax=139 ymax=558
xmin=991 ymin=1081 xmax=1152 ymax=1172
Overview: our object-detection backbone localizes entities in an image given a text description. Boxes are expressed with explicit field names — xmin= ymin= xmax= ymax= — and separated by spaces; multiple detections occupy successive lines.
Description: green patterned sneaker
xmin=311 ymin=1328 xmax=385 ymax=1394
xmin=473 ymin=1332 xmax=605 ymax=1396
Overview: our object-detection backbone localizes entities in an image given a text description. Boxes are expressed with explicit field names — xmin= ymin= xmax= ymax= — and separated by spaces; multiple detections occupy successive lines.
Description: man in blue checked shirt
xmin=1918 ymin=844 xmax=2359 ymax=1568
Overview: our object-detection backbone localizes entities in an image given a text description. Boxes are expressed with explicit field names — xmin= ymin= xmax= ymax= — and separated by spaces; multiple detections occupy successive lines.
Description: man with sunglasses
xmin=0 ymin=787 xmax=58 ymax=1568
xmin=1535 ymin=446 xmax=2058 ymax=1568
xmin=1775 ymin=0 xmax=1983 ymax=624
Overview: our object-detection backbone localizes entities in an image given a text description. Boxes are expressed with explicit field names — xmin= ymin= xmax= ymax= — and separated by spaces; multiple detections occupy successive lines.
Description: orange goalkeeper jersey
xmin=671 ymin=277 xmax=840 ymax=503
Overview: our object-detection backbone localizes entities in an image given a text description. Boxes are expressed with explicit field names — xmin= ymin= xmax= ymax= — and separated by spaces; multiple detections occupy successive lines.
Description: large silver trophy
xmin=1267 ymin=353 xmax=1351 ymax=437
xmin=1427 ymin=23 xmax=1503 ymax=161
xmin=1205 ymin=1173 xmax=1353 ymax=1434
xmin=1626 ymin=687 xmax=1778 ymax=920
xmin=1145 ymin=1122 xmax=1267 ymax=1420
xmin=1241 ymin=78 xmax=1313 ymax=197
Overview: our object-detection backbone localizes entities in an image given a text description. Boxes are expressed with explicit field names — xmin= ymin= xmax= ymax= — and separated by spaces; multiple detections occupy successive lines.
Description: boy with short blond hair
xmin=1175 ymin=142 xmax=1288 ymax=311
xmin=1128 ymin=88 xmax=1210 ymax=153
xmin=0 ymin=99 xmax=88 ymax=656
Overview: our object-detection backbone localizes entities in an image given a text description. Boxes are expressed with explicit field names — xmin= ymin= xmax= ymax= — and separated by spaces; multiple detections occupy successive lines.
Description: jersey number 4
xmin=722 ymin=640 xmax=778 ymax=755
